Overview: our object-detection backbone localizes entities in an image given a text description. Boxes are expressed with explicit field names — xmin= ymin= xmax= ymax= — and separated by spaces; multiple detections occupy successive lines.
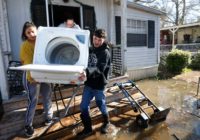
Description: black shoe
xmin=101 ymin=122 xmax=110 ymax=134
xmin=78 ymin=113 xmax=93 ymax=137
xmin=24 ymin=125 xmax=34 ymax=137
xmin=45 ymin=118 xmax=53 ymax=126
xmin=77 ymin=128 xmax=93 ymax=137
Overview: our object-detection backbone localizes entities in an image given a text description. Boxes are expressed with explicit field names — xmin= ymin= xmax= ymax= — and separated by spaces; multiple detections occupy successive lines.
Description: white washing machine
xmin=12 ymin=27 xmax=90 ymax=84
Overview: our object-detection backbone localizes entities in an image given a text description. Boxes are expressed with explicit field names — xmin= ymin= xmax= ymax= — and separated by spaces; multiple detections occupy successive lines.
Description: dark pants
xmin=23 ymin=72 xmax=53 ymax=126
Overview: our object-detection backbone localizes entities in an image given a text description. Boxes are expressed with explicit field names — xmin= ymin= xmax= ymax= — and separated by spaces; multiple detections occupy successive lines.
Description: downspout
xmin=108 ymin=0 xmax=114 ymax=43
xmin=158 ymin=17 xmax=160 ymax=64
xmin=50 ymin=1 xmax=54 ymax=26
xmin=121 ymin=0 xmax=127 ymax=75
xmin=0 ymin=0 xmax=10 ymax=100
xmin=45 ymin=0 xmax=50 ymax=26
xmin=3 ymin=0 xmax=11 ymax=67
xmin=1 ymin=0 xmax=11 ymax=66
xmin=0 ymin=46 xmax=9 ymax=100
xmin=74 ymin=0 xmax=84 ymax=28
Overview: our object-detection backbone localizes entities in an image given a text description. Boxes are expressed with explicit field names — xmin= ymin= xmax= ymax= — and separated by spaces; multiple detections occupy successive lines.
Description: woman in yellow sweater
xmin=20 ymin=22 xmax=53 ymax=137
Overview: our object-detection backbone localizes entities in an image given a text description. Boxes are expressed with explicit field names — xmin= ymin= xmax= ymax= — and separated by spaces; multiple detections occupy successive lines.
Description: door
xmin=49 ymin=5 xmax=80 ymax=27
xmin=82 ymin=5 xmax=96 ymax=43
xmin=31 ymin=0 xmax=47 ymax=27
xmin=31 ymin=0 xmax=81 ymax=27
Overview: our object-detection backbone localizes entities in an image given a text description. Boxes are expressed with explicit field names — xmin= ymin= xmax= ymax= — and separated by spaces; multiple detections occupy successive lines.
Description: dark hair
xmin=93 ymin=29 xmax=107 ymax=39
xmin=21 ymin=21 xmax=36 ymax=41
xmin=66 ymin=15 xmax=74 ymax=21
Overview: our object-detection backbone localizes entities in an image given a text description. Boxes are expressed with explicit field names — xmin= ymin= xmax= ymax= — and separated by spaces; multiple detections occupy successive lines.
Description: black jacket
xmin=85 ymin=43 xmax=111 ymax=90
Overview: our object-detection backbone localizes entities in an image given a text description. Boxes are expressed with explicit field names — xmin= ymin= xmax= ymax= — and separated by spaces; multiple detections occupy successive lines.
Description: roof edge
xmin=161 ymin=22 xmax=200 ymax=30
xmin=127 ymin=2 xmax=166 ymax=16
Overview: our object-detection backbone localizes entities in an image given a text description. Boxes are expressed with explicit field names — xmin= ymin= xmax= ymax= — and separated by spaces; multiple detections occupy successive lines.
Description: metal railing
xmin=160 ymin=43 xmax=200 ymax=55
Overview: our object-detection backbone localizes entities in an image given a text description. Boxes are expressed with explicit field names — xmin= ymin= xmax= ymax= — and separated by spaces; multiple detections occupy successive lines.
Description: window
xmin=127 ymin=19 xmax=147 ymax=47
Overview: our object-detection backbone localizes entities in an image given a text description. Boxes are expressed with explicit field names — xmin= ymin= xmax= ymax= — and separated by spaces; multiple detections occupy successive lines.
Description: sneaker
xmin=45 ymin=118 xmax=53 ymax=126
xmin=101 ymin=122 xmax=110 ymax=134
xmin=24 ymin=125 xmax=34 ymax=137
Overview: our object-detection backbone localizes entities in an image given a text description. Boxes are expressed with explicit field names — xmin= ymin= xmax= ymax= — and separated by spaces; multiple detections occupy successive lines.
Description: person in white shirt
xmin=58 ymin=17 xmax=81 ymax=29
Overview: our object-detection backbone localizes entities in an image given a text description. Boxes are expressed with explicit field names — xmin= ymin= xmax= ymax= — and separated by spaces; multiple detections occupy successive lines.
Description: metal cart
xmin=113 ymin=80 xmax=171 ymax=128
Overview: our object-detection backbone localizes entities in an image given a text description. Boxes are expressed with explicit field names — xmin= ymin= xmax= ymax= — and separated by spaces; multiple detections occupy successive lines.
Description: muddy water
xmin=61 ymin=79 xmax=200 ymax=140
xmin=136 ymin=79 xmax=200 ymax=140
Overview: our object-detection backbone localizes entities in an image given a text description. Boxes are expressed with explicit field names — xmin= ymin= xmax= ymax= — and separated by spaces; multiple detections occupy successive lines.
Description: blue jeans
xmin=23 ymin=72 xmax=53 ymax=126
xmin=80 ymin=86 xmax=108 ymax=117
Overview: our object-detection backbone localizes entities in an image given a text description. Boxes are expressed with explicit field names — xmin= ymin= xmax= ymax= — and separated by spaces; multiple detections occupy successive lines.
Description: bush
xmin=166 ymin=49 xmax=191 ymax=74
xmin=190 ymin=53 xmax=200 ymax=70
xmin=158 ymin=55 xmax=174 ymax=79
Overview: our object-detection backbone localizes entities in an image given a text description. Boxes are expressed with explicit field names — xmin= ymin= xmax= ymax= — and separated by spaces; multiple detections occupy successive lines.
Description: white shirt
xmin=58 ymin=22 xmax=81 ymax=29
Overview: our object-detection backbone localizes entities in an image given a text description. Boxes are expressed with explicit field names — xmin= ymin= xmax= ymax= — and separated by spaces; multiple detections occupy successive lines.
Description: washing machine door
xmin=46 ymin=37 xmax=80 ymax=65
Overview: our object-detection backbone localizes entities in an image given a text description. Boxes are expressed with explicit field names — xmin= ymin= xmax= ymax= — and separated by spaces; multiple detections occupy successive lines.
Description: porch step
xmin=10 ymin=88 xmax=139 ymax=140
xmin=3 ymin=75 xmax=128 ymax=112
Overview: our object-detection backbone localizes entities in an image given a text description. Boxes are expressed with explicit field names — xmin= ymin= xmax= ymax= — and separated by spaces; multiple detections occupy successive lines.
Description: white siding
xmin=114 ymin=6 xmax=160 ymax=69
xmin=126 ymin=48 xmax=158 ymax=67
xmin=6 ymin=0 xmax=31 ymax=60
xmin=127 ymin=65 xmax=158 ymax=80
xmin=126 ymin=10 xmax=159 ymax=69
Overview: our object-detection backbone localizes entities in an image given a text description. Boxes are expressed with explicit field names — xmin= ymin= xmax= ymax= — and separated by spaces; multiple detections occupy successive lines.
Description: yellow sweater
xmin=19 ymin=40 xmax=35 ymax=83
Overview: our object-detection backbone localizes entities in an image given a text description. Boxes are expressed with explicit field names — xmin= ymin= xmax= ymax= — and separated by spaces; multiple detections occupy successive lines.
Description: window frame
xmin=126 ymin=19 xmax=148 ymax=47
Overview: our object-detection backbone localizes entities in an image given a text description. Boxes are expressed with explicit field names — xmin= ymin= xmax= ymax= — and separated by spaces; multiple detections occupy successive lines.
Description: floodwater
xmin=60 ymin=79 xmax=200 ymax=140
xmin=136 ymin=79 xmax=200 ymax=140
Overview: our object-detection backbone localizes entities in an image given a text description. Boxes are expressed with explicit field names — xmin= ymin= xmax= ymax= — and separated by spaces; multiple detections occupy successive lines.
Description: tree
xmin=136 ymin=0 xmax=200 ymax=27
xmin=135 ymin=0 xmax=156 ymax=3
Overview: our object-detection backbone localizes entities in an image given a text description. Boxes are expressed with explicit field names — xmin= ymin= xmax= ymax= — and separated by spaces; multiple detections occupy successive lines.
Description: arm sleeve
xmin=19 ymin=43 xmax=35 ymax=82
xmin=19 ymin=44 xmax=33 ymax=65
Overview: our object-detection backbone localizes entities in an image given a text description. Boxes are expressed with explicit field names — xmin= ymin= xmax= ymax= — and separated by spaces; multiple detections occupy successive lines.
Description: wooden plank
xmin=0 ymin=86 xmax=138 ymax=139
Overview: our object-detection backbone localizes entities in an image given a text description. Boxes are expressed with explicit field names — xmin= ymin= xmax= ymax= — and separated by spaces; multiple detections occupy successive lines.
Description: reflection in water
xmin=136 ymin=79 xmax=200 ymax=140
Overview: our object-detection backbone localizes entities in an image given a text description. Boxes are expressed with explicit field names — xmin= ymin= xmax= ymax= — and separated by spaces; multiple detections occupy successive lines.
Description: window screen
xmin=127 ymin=19 xmax=147 ymax=47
